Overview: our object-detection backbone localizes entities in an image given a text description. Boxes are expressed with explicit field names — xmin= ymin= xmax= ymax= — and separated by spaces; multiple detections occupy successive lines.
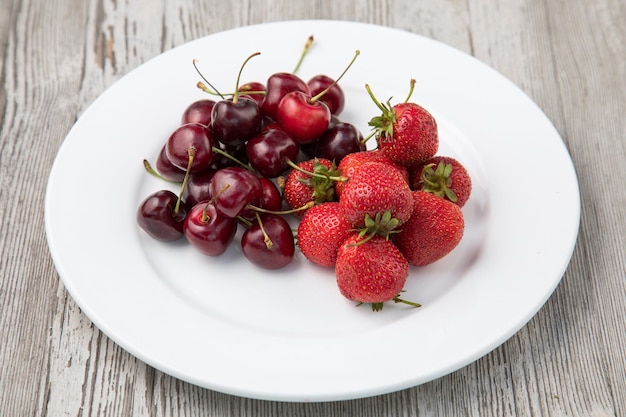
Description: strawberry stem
xmin=403 ymin=79 xmax=416 ymax=103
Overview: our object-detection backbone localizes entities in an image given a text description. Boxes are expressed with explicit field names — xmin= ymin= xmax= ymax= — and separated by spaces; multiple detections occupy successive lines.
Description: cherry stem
xmin=193 ymin=59 xmax=225 ymax=99
xmin=254 ymin=212 xmax=273 ymax=249
xmin=175 ymin=147 xmax=196 ymax=214
xmin=309 ymin=50 xmax=360 ymax=105
xmin=211 ymin=146 xmax=257 ymax=173
xmin=201 ymin=183 xmax=230 ymax=222
xmin=246 ymin=201 xmax=314 ymax=215
xmin=233 ymin=52 xmax=261 ymax=104
xmin=284 ymin=158 xmax=347 ymax=182
xmin=292 ymin=35 xmax=314 ymax=75
xmin=142 ymin=159 xmax=180 ymax=183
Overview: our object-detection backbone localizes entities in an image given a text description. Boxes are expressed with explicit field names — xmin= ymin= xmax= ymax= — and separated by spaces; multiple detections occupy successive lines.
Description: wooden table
xmin=1 ymin=0 xmax=625 ymax=415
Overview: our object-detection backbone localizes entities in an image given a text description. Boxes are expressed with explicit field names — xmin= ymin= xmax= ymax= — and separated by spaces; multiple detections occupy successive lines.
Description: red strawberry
xmin=338 ymin=161 xmax=413 ymax=236
xmin=366 ymin=80 xmax=438 ymax=166
xmin=409 ymin=156 xmax=472 ymax=207
xmin=283 ymin=158 xmax=343 ymax=216
xmin=335 ymin=234 xmax=420 ymax=311
xmin=335 ymin=149 xmax=408 ymax=198
xmin=393 ymin=190 xmax=465 ymax=266
xmin=296 ymin=202 xmax=353 ymax=267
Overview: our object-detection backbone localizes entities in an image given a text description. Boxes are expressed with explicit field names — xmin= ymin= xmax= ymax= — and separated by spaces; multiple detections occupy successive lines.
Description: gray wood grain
xmin=1 ymin=0 xmax=624 ymax=416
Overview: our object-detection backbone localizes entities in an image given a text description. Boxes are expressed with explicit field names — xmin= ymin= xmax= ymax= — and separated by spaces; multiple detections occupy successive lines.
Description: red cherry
xmin=184 ymin=201 xmax=238 ymax=256
xmin=181 ymin=99 xmax=216 ymax=126
xmin=165 ymin=123 xmax=215 ymax=173
xmin=241 ymin=214 xmax=295 ymax=269
xmin=307 ymin=74 xmax=345 ymax=115
xmin=238 ymin=81 xmax=266 ymax=107
xmin=261 ymin=72 xmax=310 ymax=120
xmin=276 ymin=91 xmax=331 ymax=144
xmin=155 ymin=145 xmax=186 ymax=182
xmin=136 ymin=190 xmax=188 ymax=241
xmin=246 ymin=126 xmax=300 ymax=178
xmin=209 ymin=167 xmax=262 ymax=218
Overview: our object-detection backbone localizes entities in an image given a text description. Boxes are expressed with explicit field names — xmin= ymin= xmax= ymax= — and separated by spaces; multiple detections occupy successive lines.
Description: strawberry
xmin=335 ymin=149 xmax=408 ymax=198
xmin=335 ymin=234 xmax=419 ymax=311
xmin=366 ymin=80 xmax=438 ymax=166
xmin=409 ymin=156 xmax=472 ymax=207
xmin=296 ymin=202 xmax=353 ymax=267
xmin=282 ymin=158 xmax=344 ymax=216
xmin=393 ymin=190 xmax=465 ymax=266
xmin=338 ymin=161 xmax=413 ymax=237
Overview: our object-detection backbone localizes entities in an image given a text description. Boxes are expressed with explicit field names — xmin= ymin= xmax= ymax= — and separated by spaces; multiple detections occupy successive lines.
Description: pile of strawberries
xmin=293 ymin=81 xmax=472 ymax=311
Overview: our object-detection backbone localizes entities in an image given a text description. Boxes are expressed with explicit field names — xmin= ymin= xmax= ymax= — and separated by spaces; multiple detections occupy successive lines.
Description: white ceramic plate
xmin=45 ymin=20 xmax=580 ymax=402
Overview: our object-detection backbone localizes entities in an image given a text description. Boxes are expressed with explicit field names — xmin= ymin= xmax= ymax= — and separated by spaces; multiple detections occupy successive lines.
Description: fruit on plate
xmin=335 ymin=234 xmax=420 ymax=311
xmin=366 ymin=80 xmax=438 ymax=166
xmin=338 ymin=161 xmax=413 ymax=232
xmin=136 ymin=37 xmax=474 ymax=312
xmin=296 ymin=202 xmax=353 ymax=267
xmin=393 ymin=190 xmax=465 ymax=266
xmin=409 ymin=156 xmax=472 ymax=208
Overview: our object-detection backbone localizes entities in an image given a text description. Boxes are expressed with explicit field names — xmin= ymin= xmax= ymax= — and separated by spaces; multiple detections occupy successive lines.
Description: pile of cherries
xmin=137 ymin=39 xmax=365 ymax=269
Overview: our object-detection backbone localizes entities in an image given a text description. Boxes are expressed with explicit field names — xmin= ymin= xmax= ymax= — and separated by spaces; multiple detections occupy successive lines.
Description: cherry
xmin=209 ymin=142 xmax=248 ymax=170
xmin=183 ymin=201 xmax=238 ymax=256
xmin=165 ymin=123 xmax=215 ymax=173
xmin=210 ymin=96 xmax=262 ymax=146
xmin=261 ymin=72 xmax=310 ymax=120
xmin=276 ymin=91 xmax=331 ymax=144
xmin=275 ymin=50 xmax=359 ymax=144
xmin=315 ymin=121 xmax=366 ymax=162
xmin=209 ymin=52 xmax=264 ymax=146
xmin=182 ymin=169 xmax=216 ymax=207
xmin=307 ymin=74 xmax=345 ymax=116
xmin=136 ymin=190 xmax=188 ymax=241
xmin=258 ymin=178 xmax=283 ymax=212
xmin=238 ymin=81 xmax=266 ymax=107
xmin=209 ymin=166 xmax=262 ymax=218
xmin=155 ymin=145 xmax=185 ymax=182
xmin=241 ymin=214 xmax=295 ymax=269
xmin=246 ymin=126 xmax=300 ymax=178
xmin=181 ymin=99 xmax=216 ymax=126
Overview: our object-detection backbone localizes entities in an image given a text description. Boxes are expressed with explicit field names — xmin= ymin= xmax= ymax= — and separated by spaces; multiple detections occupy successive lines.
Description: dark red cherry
xmin=155 ymin=145 xmax=186 ymax=182
xmin=307 ymin=74 xmax=345 ymax=116
xmin=210 ymin=97 xmax=262 ymax=146
xmin=258 ymin=178 xmax=283 ymax=212
xmin=246 ymin=127 xmax=299 ymax=178
xmin=183 ymin=201 xmax=238 ymax=256
xmin=181 ymin=99 xmax=216 ymax=126
xmin=261 ymin=72 xmax=309 ymax=120
xmin=136 ymin=190 xmax=188 ymax=241
xmin=209 ymin=167 xmax=262 ymax=218
xmin=182 ymin=169 xmax=216 ymax=207
xmin=316 ymin=121 xmax=366 ymax=162
xmin=238 ymin=81 xmax=266 ymax=107
xmin=165 ymin=123 xmax=215 ymax=173
xmin=241 ymin=214 xmax=295 ymax=269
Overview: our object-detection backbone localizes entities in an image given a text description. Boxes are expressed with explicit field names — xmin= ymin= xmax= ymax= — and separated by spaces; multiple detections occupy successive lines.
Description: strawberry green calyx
xmin=356 ymin=211 xmax=402 ymax=243
xmin=365 ymin=79 xmax=416 ymax=142
xmin=421 ymin=161 xmax=458 ymax=203
xmin=288 ymin=158 xmax=345 ymax=204
xmin=369 ymin=295 xmax=422 ymax=312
